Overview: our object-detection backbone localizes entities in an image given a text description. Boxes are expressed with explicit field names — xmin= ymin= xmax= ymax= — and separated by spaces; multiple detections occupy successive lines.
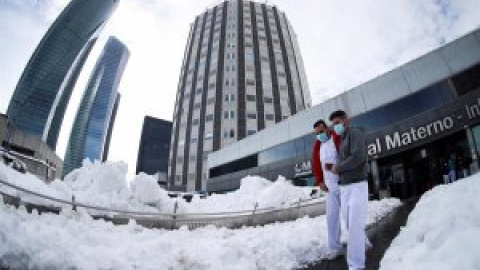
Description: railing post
xmin=250 ymin=202 xmax=259 ymax=226
xmin=72 ymin=195 xmax=76 ymax=211
xmin=171 ymin=201 xmax=178 ymax=230
xmin=296 ymin=198 xmax=302 ymax=218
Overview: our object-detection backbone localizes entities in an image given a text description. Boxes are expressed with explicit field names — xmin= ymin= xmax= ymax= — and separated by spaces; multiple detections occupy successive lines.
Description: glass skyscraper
xmin=136 ymin=116 xmax=172 ymax=176
xmin=168 ymin=0 xmax=311 ymax=191
xmin=7 ymin=0 xmax=119 ymax=150
xmin=63 ymin=37 xmax=129 ymax=177
xmin=102 ymin=93 xmax=121 ymax=162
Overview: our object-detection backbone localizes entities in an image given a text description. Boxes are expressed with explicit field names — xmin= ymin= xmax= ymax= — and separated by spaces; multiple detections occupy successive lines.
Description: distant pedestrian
xmin=457 ymin=154 xmax=469 ymax=179
xmin=330 ymin=110 xmax=370 ymax=270
xmin=447 ymin=154 xmax=457 ymax=183
xmin=440 ymin=157 xmax=449 ymax=185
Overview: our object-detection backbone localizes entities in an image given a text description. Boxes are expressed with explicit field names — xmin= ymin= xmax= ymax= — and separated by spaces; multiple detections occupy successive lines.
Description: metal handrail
xmin=0 ymin=176 xmax=324 ymax=219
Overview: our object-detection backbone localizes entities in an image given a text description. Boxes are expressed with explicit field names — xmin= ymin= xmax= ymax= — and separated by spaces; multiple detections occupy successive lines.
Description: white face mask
xmin=334 ymin=123 xmax=345 ymax=135
xmin=316 ymin=132 xmax=329 ymax=143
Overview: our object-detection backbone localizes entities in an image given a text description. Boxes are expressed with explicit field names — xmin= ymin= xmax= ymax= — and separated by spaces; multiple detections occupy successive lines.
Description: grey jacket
xmin=336 ymin=127 xmax=368 ymax=185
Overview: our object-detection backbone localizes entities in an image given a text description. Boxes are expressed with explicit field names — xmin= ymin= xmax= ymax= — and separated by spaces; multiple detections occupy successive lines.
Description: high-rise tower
xmin=7 ymin=0 xmax=120 ymax=150
xmin=136 ymin=116 xmax=172 ymax=177
xmin=63 ymin=37 xmax=129 ymax=177
xmin=168 ymin=0 xmax=311 ymax=191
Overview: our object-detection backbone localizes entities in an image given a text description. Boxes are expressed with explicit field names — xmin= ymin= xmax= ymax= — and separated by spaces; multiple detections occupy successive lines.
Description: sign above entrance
xmin=366 ymin=92 xmax=480 ymax=159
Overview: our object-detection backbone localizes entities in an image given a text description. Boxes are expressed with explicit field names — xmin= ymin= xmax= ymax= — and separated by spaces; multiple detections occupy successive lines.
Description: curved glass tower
xmin=7 ymin=0 xmax=120 ymax=150
xmin=63 ymin=37 xmax=129 ymax=177
xmin=168 ymin=0 xmax=311 ymax=191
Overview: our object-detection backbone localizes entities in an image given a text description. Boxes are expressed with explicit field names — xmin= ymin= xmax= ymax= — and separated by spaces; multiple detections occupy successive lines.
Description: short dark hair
xmin=329 ymin=110 xmax=347 ymax=121
xmin=313 ymin=119 xmax=327 ymax=129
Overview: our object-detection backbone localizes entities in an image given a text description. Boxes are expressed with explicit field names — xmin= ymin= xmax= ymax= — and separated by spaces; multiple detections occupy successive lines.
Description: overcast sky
xmin=1 ymin=0 xmax=480 ymax=176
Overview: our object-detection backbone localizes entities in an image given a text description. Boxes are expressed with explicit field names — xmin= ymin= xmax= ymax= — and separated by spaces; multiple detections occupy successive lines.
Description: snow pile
xmin=380 ymin=174 xmax=480 ymax=270
xmin=0 ymin=196 xmax=401 ymax=270
xmin=182 ymin=175 xmax=314 ymax=213
xmin=130 ymin=173 xmax=176 ymax=212
xmin=366 ymin=198 xmax=404 ymax=225
xmin=0 ymin=163 xmax=71 ymax=205
xmin=0 ymin=161 xmax=317 ymax=214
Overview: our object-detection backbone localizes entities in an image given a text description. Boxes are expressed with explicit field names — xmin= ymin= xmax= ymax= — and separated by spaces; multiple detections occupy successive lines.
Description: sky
xmin=1 ymin=0 xmax=480 ymax=176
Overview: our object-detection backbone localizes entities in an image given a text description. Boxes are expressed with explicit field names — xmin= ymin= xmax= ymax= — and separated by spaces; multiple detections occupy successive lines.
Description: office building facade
xmin=102 ymin=93 xmax=121 ymax=162
xmin=63 ymin=37 xmax=129 ymax=177
xmin=207 ymin=28 xmax=480 ymax=199
xmin=1 ymin=114 xmax=63 ymax=181
xmin=169 ymin=0 xmax=311 ymax=191
xmin=7 ymin=0 xmax=119 ymax=150
xmin=136 ymin=116 xmax=172 ymax=186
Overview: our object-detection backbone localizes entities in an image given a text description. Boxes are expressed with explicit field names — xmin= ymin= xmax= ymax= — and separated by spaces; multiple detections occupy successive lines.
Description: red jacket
xmin=312 ymin=132 xmax=341 ymax=186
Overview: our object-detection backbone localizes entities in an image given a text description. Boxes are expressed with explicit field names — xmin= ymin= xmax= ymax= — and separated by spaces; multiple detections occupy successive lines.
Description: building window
xmin=207 ymin=97 xmax=215 ymax=104
xmin=209 ymin=83 xmax=216 ymax=89
xmin=206 ymin=114 xmax=214 ymax=122
xmin=246 ymin=79 xmax=255 ymax=86
xmin=266 ymin=114 xmax=274 ymax=121
xmin=223 ymin=129 xmax=235 ymax=138
xmin=193 ymin=119 xmax=199 ymax=125
xmin=205 ymin=132 xmax=213 ymax=140
xmin=247 ymin=130 xmax=256 ymax=136
xmin=194 ymin=103 xmax=201 ymax=109
xmin=191 ymin=137 xmax=198 ymax=143
xmin=224 ymin=110 xmax=235 ymax=119
xmin=264 ymin=97 xmax=273 ymax=103
xmin=190 ymin=155 xmax=196 ymax=162
xmin=452 ymin=63 xmax=480 ymax=96
xmin=246 ymin=94 xmax=256 ymax=102
xmin=177 ymin=156 xmax=183 ymax=163
xmin=247 ymin=112 xmax=257 ymax=119
xmin=196 ymin=88 xmax=202 ymax=94
xmin=225 ymin=94 xmax=235 ymax=102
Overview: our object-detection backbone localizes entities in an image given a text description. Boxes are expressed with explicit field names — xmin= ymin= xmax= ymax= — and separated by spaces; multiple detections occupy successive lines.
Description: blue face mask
xmin=316 ymin=132 xmax=329 ymax=143
xmin=334 ymin=123 xmax=345 ymax=136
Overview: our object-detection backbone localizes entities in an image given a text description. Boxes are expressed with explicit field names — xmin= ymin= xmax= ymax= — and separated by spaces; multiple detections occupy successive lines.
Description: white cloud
xmin=1 ymin=0 xmax=480 ymax=176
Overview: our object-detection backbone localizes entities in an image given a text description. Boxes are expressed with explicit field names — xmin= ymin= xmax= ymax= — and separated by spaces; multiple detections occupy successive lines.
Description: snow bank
xmin=182 ymin=175 xmax=314 ymax=213
xmin=0 ymin=161 xmax=318 ymax=215
xmin=380 ymin=174 xmax=480 ymax=270
xmin=0 ymin=195 xmax=400 ymax=270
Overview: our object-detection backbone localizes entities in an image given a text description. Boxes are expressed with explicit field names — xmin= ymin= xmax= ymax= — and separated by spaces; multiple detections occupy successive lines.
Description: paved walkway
xmin=301 ymin=198 xmax=418 ymax=270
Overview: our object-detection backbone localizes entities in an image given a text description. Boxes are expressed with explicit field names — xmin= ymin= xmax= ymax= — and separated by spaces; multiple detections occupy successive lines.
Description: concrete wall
xmin=207 ymin=28 xmax=480 ymax=171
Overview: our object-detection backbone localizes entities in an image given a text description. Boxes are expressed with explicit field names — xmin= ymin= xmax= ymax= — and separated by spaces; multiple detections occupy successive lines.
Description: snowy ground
xmin=380 ymin=173 xmax=480 ymax=270
xmin=0 ymin=160 xmax=402 ymax=269
xmin=0 ymin=161 xmax=317 ymax=215
xmin=0 ymin=196 xmax=400 ymax=270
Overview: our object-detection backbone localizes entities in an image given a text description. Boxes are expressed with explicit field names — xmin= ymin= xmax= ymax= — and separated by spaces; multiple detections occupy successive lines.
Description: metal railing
xmin=0 ymin=174 xmax=326 ymax=230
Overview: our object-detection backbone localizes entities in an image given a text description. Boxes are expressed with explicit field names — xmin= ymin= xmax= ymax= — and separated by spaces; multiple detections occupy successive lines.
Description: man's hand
xmin=319 ymin=183 xmax=328 ymax=192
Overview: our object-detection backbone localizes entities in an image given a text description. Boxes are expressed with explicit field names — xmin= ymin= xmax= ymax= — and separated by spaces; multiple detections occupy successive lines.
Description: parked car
xmin=0 ymin=147 xmax=27 ymax=173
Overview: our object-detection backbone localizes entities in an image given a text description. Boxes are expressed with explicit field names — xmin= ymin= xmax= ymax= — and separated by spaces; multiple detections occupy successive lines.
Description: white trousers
xmin=340 ymin=181 xmax=368 ymax=270
xmin=325 ymin=173 xmax=342 ymax=252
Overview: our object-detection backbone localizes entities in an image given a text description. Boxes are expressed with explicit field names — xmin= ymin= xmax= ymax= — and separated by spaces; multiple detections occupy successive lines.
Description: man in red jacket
xmin=312 ymin=119 xmax=343 ymax=259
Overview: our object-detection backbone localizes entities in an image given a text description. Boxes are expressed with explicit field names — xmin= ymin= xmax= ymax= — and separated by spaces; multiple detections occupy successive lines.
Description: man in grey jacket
xmin=330 ymin=110 xmax=369 ymax=270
